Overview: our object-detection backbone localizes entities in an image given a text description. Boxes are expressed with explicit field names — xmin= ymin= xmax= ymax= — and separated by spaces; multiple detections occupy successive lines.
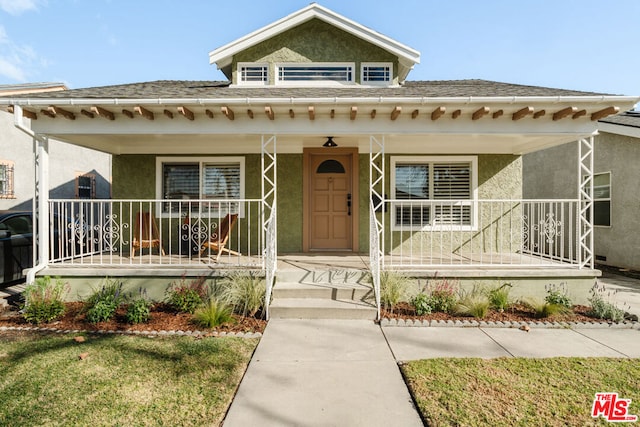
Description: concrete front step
xmin=276 ymin=268 xmax=370 ymax=286
xmin=269 ymin=298 xmax=377 ymax=320
xmin=272 ymin=281 xmax=374 ymax=302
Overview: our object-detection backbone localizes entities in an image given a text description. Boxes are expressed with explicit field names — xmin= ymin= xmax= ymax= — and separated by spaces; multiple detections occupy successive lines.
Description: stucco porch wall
xmin=41 ymin=267 xmax=599 ymax=305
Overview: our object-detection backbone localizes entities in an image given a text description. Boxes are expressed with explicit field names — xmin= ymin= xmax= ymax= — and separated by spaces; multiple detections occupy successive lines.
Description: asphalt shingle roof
xmin=599 ymin=110 xmax=640 ymax=128
xmin=5 ymin=79 xmax=611 ymax=100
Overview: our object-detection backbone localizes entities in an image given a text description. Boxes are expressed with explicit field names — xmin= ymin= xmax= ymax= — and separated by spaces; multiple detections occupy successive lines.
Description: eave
xmin=2 ymin=94 xmax=638 ymax=156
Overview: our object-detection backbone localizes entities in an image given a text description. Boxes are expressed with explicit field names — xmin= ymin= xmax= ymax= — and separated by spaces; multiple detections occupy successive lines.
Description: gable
xmin=209 ymin=3 xmax=419 ymax=84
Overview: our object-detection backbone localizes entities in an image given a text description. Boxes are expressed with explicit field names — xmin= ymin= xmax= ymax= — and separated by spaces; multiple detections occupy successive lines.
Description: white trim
xmin=237 ymin=62 xmax=269 ymax=86
xmin=155 ymin=156 xmax=245 ymax=218
xmin=361 ymin=62 xmax=393 ymax=85
xmin=592 ymin=170 xmax=611 ymax=228
xmin=598 ymin=122 xmax=640 ymax=139
xmin=390 ymin=155 xmax=478 ymax=231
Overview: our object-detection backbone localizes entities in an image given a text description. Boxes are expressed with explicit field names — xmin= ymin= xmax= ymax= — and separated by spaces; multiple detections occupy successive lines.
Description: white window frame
xmin=155 ymin=156 xmax=245 ymax=218
xmin=361 ymin=62 xmax=393 ymax=85
xmin=237 ymin=62 xmax=269 ymax=86
xmin=592 ymin=171 xmax=611 ymax=228
xmin=275 ymin=62 xmax=355 ymax=86
xmin=390 ymin=156 xmax=478 ymax=231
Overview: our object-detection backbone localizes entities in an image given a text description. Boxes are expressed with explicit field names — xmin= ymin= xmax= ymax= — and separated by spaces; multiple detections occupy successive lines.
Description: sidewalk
xmin=223 ymin=319 xmax=640 ymax=426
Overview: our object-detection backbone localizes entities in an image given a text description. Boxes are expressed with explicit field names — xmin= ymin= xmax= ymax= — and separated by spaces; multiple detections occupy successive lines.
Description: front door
xmin=304 ymin=149 xmax=357 ymax=251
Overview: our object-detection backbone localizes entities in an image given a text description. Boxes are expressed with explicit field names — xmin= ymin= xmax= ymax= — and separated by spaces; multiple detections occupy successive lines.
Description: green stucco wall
xmin=232 ymin=18 xmax=398 ymax=85
xmin=376 ymin=154 xmax=523 ymax=255
xmin=112 ymin=153 xmax=521 ymax=255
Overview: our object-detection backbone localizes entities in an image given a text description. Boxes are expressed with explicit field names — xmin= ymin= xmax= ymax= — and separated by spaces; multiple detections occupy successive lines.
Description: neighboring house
xmin=0 ymin=83 xmax=112 ymax=211
xmin=524 ymin=110 xmax=640 ymax=271
xmin=0 ymin=4 xmax=637 ymax=315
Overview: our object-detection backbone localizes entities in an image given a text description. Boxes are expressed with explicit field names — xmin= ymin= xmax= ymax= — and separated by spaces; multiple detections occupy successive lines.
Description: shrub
xmin=125 ymin=288 xmax=152 ymax=324
xmin=429 ymin=278 xmax=458 ymax=313
xmin=85 ymin=279 xmax=124 ymax=323
xmin=411 ymin=292 xmax=433 ymax=316
xmin=545 ymin=282 xmax=572 ymax=309
xmin=165 ymin=276 xmax=208 ymax=314
xmin=220 ymin=273 xmax=265 ymax=317
xmin=455 ymin=286 xmax=490 ymax=318
xmin=21 ymin=276 xmax=68 ymax=324
xmin=378 ymin=271 xmax=409 ymax=313
xmin=194 ymin=297 xmax=234 ymax=328
xmin=488 ymin=283 xmax=512 ymax=312
xmin=523 ymin=298 xmax=569 ymax=318
xmin=587 ymin=281 xmax=626 ymax=322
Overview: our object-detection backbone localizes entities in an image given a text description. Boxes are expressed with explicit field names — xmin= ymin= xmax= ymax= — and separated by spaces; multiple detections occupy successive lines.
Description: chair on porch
xmin=199 ymin=213 xmax=240 ymax=261
xmin=131 ymin=211 xmax=165 ymax=258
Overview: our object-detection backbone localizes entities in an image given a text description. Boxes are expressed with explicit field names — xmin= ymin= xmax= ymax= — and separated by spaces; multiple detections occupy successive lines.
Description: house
xmin=524 ymin=110 xmax=640 ymax=271
xmin=0 ymin=4 xmax=637 ymax=318
xmin=0 ymin=83 xmax=112 ymax=212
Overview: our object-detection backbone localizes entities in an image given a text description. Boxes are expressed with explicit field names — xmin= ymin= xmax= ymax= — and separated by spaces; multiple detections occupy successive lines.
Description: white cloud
xmin=0 ymin=24 xmax=47 ymax=82
xmin=0 ymin=58 xmax=26 ymax=81
xmin=0 ymin=0 xmax=41 ymax=15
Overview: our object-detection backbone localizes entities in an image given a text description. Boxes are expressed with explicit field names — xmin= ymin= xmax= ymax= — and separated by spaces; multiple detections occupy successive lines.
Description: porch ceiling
xmin=5 ymin=95 xmax=638 ymax=155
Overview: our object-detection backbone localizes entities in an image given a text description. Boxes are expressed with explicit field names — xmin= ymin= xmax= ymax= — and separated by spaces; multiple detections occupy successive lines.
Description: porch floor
xmin=42 ymin=252 xmax=597 ymax=280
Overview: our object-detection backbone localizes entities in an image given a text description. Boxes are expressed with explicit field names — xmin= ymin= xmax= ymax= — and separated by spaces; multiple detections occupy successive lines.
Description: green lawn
xmin=402 ymin=357 xmax=640 ymax=427
xmin=0 ymin=331 xmax=257 ymax=426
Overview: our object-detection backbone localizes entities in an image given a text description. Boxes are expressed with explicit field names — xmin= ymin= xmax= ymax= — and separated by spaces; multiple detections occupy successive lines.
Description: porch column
xmin=369 ymin=135 xmax=385 ymax=264
xmin=261 ymin=135 xmax=277 ymax=320
xmin=578 ymin=136 xmax=594 ymax=269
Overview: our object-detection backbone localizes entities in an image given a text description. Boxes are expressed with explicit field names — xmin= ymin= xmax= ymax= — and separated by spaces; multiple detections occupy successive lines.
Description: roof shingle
xmin=5 ymin=79 xmax=612 ymax=100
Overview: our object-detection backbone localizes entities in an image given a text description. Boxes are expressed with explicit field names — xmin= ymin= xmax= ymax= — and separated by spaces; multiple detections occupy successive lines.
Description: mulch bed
xmin=382 ymin=302 xmax=606 ymax=324
xmin=0 ymin=302 xmax=267 ymax=334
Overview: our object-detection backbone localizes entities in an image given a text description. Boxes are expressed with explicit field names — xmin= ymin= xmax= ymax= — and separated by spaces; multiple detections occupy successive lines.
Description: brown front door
xmin=305 ymin=150 xmax=357 ymax=251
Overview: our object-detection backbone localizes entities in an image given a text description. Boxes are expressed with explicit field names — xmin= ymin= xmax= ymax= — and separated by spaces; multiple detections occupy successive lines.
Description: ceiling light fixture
xmin=323 ymin=136 xmax=338 ymax=147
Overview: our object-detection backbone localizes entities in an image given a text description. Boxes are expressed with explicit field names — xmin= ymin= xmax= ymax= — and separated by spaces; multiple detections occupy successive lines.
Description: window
xmin=276 ymin=63 xmax=354 ymax=85
xmin=0 ymin=161 xmax=14 ymax=198
xmin=238 ymin=63 xmax=268 ymax=85
xmin=75 ymin=173 xmax=96 ymax=199
xmin=361 ymin=63 xmax=392 ymax=84
xmin=391 ymin=156 xmax=477 ymax=230
xmin=593 ymin=172 xmax=611 ymax=227
xmin=156 ymin=157 xmax=245 ymax=216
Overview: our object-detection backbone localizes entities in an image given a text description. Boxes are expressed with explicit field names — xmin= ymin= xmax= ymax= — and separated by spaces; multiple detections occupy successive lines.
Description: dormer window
xmin=238 ymin=63 xmax=268 ymax=85
xmin=362 ymin=63 xmax=392 ymax=85
xmin=276 ymin=63 xmax=355 ymax=85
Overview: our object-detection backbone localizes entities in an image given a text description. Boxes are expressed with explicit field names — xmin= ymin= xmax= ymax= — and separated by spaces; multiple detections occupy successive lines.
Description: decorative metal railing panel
xmin=369 ymin=201 xmax=382 ymax=320
xmin=383 ymin=199 xmax=582 ymax=268
xmin=264 ymin=208 xmax=277 ymax=320
xmin=48 ymin=199 xmax=264 ymax=267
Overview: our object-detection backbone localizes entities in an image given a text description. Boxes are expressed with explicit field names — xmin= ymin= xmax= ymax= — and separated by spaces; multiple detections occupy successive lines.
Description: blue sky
xmin=0 ymin=0 xmax=638 ymax=100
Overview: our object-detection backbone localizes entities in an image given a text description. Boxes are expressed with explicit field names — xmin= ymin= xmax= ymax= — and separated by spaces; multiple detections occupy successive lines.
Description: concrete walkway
xmin=223 ymin=320 xmax=640 ymax=426
xmin=223 ymin=319 xmax=423 ymax=427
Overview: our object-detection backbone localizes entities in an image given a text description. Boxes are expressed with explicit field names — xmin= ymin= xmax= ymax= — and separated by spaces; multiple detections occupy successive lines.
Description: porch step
xmin=272 ymin=281 xmax=374 ymax=301
xmin=269 ymin=276 xmax=377 ymax=319
xmin=269 ymin=298 xmax=377 ymax=320
xmin=276 ymin=268 xmax=370 ymax=286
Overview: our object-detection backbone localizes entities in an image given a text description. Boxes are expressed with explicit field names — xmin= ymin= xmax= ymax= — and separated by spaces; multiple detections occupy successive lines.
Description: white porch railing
xmin=263 ymin=207 xmax=277 ymax=320
xmin=48 ymin=199 xmax=265 ymax=268
xmin=380 ymin=199 xmax=584 ymax=269
xmin=369 ymin=201 xmax=382 ymax=320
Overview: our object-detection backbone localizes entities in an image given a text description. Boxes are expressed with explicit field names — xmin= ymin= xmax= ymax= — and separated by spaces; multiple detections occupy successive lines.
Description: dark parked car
xmin=0 ymin=211 xmax=33 ymax=287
